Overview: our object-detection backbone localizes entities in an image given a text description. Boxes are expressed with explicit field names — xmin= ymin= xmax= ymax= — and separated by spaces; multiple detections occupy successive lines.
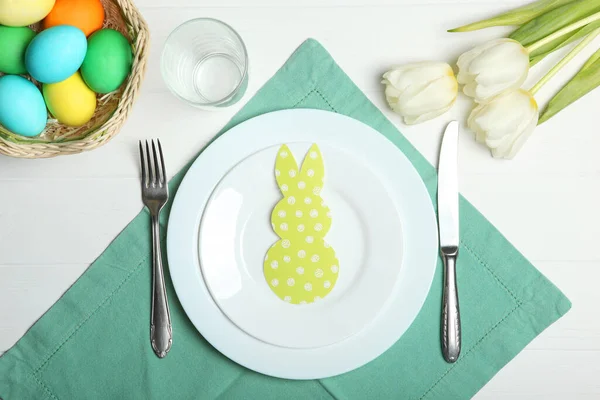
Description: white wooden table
xmin=1 ymin=0 xmax=598 ymax=398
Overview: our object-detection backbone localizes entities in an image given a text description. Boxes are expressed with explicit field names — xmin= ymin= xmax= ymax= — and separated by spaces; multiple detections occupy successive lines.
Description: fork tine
xmin=151 ymin=140 xmax=161 ymax=187
xmin=139 ymin=141 xmax=147 ymax=187
xmin=157 ymin=139 xmax=166 ymax=185
xmin=146 ymin=140 xmax=155 ymax=186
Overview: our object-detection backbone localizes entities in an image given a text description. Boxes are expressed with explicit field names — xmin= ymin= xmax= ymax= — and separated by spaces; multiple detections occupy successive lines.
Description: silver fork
xmin=139 ymin=139 xmax=172 ymax=358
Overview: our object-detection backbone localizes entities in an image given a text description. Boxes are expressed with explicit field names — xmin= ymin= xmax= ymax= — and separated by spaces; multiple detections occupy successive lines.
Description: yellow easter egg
xmin=0 ymin=0 xmax=55 ymax=27
xmin=43 ymin=72 xmax=97 ymax=127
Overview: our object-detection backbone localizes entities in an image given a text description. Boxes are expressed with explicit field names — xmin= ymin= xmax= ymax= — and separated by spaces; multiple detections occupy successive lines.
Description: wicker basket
xmin=0 ymin=0 xmax=149 ymax=158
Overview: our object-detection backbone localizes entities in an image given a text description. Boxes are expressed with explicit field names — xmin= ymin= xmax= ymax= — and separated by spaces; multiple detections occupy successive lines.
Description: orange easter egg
xmin=43 ymin=0 xmax=104 ymax=37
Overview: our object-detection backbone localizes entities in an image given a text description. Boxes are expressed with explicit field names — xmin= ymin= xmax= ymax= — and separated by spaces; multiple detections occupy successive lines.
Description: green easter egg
xmin=0 ymin=25 xmax=36 ymax=74
xmin=80 ymin=29 xmax=133 ymax=94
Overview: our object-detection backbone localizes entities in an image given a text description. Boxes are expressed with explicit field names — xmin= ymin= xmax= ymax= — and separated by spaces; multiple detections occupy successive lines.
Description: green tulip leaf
xmin=448 ymin=0 xmax=576 ymax=32
xmin=530 ymin=20 xmax=600 ymax=65
xmin=510 ymin=0 xmax=600 ymax=46
xmin=581 ymin=45 xmax=600 ymax=68
xmin=538 ymin=48 xmax=600 ymax=123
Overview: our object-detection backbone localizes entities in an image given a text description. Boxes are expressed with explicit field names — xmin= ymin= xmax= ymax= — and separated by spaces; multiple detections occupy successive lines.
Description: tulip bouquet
xmin=382 ymin=0 xmax=600 ymax=159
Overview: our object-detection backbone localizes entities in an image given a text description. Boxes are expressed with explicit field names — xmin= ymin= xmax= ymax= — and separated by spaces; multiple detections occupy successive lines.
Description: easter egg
xmin=43 ymin=0 xmax=104 ymax=37
xmin=25 ymin=25 xmax=87 ymax=84
xmin=0 ymin=0 xmax=55 ymax=27
xmin=43 ymin=72 xmax=96 ymax=126
xmin=0 ymin=26 xmax=36 ymax=74
xmin=81 ymin=29 xmax=133 ymax=94
xmin=0 ymin=76 xmax=47 ymax=137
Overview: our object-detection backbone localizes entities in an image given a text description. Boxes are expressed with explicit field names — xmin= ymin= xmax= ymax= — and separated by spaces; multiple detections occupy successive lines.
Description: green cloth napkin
xmin=0 ymin=39 xmax=570 ymax=400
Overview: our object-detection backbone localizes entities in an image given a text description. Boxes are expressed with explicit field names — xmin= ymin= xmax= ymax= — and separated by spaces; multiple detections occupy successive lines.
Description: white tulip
xmin=457 ymin=39 xmax=530 ymax=103
xmin=382 ymin=62 xmax=458 ymax=125
xmin=468 ymin=89 xmax=538 ymax=159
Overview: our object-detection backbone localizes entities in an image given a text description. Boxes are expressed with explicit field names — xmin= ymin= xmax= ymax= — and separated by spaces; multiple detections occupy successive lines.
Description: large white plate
xmin=199 ymin=143 xmax=404 ymax=349
xmin=167 ymin=109 xmax=438 ymax=379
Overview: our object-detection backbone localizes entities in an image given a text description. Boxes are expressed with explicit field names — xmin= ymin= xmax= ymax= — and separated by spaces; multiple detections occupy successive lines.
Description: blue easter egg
xmin=25 ymin=25 xmax=87 ymax=84
xmin=0 ymin=75 xmax=47 ymax=137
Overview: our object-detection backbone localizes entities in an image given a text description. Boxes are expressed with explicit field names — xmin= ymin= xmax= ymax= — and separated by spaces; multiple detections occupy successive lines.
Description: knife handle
xmin=441 ymin=246 xmax=461 ymax=363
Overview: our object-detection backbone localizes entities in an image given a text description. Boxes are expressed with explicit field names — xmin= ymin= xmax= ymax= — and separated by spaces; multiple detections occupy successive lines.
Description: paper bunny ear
xmin=275 ymin=144 xmax=299 ymax=194
xmin=300 ymin=144 xmax=324 ymax=191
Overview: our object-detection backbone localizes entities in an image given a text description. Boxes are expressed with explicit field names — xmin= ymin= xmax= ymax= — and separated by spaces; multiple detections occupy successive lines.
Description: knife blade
xmin=437 ymin=120 xmax=461 ymax=363
xmin=438 ymin=120 xmax=459 ymax=249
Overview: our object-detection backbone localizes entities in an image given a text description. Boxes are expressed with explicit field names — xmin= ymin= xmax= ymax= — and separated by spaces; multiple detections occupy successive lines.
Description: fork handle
xmin=150 ymin=214 xmax=172 ymax=358
xmin=441 ymin=246 xmax=460 ymax=363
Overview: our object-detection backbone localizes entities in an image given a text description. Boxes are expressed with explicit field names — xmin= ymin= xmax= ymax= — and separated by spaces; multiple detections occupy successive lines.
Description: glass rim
xmin=160 ymin=18 xmax=249 ymax=107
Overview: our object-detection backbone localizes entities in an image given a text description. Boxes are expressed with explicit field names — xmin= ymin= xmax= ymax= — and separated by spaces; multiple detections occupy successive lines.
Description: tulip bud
xmin=468 ymin=89 xmax=538 ymax=159
xmin=457 ymin=39 xmax=529 ymax=103
xmin=382 ymin=62 xmax=458 ymax=125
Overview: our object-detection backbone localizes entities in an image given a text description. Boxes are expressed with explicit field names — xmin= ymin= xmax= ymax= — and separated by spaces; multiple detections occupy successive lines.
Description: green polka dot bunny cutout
xmin=264 ymin=144 xmax=339 ymax=305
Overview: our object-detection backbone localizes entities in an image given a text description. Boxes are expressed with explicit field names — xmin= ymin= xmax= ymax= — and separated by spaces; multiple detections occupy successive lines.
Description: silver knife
xmin=438 ymin=120 xmax=461 ymax=363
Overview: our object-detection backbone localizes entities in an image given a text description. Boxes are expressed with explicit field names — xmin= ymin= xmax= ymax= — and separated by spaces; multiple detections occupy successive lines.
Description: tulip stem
xmin=526 ymin=10 xmax=600 ymax=54
xmin=530 ymin=27 xmax=600 ymax=95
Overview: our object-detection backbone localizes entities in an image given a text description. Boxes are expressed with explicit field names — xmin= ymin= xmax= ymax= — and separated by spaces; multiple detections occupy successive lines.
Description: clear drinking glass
xmin=161 ymin=18 xmax=248 ymax=109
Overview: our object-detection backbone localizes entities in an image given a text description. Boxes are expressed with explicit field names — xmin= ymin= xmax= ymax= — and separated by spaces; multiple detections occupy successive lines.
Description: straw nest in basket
xmin=0 ymin=0 xmax=149 ymax=158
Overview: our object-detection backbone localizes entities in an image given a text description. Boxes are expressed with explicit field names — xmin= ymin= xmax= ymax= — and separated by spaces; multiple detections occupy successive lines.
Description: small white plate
xmin=167 ymin=109 xmax=438 ymax=379
xmin=199 ymin=143 xmax=404 ymax=349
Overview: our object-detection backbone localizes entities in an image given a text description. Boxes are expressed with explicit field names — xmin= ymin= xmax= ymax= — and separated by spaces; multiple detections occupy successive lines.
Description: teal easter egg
xmin=0 ymin=26 xmax=36 ymax=74
xmin=0 ymin=75 xmax=47 ymax=137
xmin=81 ymin=29 xmax=133 ymax=93
xmin=25 ymin=25 xmax=87 ymax=83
